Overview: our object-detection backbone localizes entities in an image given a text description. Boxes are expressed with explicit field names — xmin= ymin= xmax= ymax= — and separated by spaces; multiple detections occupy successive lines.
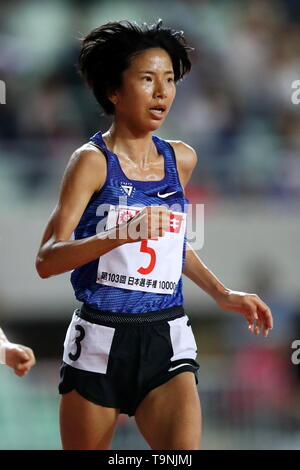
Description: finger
xmin=256 ymin=311 xmax=270 ymax=336
xmin=263 ymin=307 xmax=273 ymax=330
xmin=26 ymin=358 xmax=36 ymax=368
xmin=21 ymin=346 xmax=36 ymax=358
xmin=19 ymin=351 xmax=30 ymax=362
xmin=251 ymin=308 xmax=263 ymax=335
xmin=245 ymin=301 xmax=258 ymax=319
xmin=14 ymin=368 xmax=26 ymax=377
xmin=255 ymin=300 xmax=273 ymax=329
xmin=255 ymin=314 xmax=263 ymax=335
xmin=161 ymin=212 xmax=169 ymax=236
xmin=147 ymin=210 xmax=156 ymax=239
xmin=159 ymin=208 xmax=169 ymax=237
xmin=250 ymin=308 xmax=258 ymax=322
xmin=256 ymin=304 xmax=273 ymax=336
xmin=249 ymin=312 xmax=265 ymax=336
xmin=19 ymin=370 xmax=28 ymax=377
xmin=263 ymin=321 xmax=271 ymax=337
xmin=16 ymin=365 xmax=27 ymax=374
xmin=137 ymin=212 xmax=148 ymax=239
xmin=15 ymin=346 xmax=31 ymax=362
xmin=158 ymin=211 xmax=163 ymax=237
xmin=19 ymin=355 xmax=36 ymax=368
xmin=246 ymin=314 xmax=255 ymax=334
xmin=256 ymin=307 xmax=273 ymax=337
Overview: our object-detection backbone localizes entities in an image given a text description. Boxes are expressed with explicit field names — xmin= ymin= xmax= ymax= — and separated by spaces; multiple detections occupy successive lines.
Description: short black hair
xmin=78 ymin=19 xmax=193 ymax=115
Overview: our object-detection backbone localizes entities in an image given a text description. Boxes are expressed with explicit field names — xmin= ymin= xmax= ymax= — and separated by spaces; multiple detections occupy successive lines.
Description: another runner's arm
xmin=0 ymin=327 xmax=8 ymax=346
xmin=35 ymin=146 xmax=128 ymax=279
xmin=0 ymin=327 xmax=36 ymax=376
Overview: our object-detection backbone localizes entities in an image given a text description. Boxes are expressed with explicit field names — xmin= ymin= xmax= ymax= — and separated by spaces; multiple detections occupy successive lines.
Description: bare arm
xmin=183 ymin=244 xmax=273 ymax=336
xmin=35 ymin=145 xmax=128 ymax=278
xmin=172 ymin=142 xmax=227 ymax=298
xmin=170 ymin=141 xmax=273 ymax=337
xmin=183 ymin=244 xmax=229 ymax=299
xmin=0 ymin=328 xmax=8 ymax=364
xmin=0 ymin=327 xmax=8 ymax=348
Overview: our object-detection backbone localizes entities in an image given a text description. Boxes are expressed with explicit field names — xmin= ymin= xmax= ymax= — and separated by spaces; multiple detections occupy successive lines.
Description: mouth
xmin=149 ymin=105 xmax=167 ymax=119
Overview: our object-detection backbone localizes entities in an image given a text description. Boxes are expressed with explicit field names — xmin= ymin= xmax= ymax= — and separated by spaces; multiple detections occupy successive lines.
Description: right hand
xmin=5 ymin=343 xmax=36 ymax=377
xmin=119 ymin=205 xmax=171 ymax=243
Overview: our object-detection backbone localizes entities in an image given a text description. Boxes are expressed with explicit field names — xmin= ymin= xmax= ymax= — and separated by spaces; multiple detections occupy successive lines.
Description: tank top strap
xmin=89 ymin=130 xmax=107 ymax=154
xmin=152 ymin=135 xmax=182 ymax=190
xmin=89 ymin=131 xmax=122 ymax=180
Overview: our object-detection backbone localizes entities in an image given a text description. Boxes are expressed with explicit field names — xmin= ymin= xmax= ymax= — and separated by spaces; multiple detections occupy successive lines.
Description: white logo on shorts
xmin=168 ymin=363 xmax=198 ymax=372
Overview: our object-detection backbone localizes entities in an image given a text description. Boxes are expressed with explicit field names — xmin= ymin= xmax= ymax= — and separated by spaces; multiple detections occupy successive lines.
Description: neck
xmin=102 ymin=121 xmax=157 ymax=166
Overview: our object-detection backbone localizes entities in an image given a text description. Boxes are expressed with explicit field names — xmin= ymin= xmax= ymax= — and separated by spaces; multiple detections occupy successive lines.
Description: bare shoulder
xmin=166 ymin=140 xmax=198 ymax=188
xmin=66 ymin=142 xmax=106 ymax=173
xmin=37 ymin=142 xmax=107 ymax=247
xmin=167 ymin=140 xmax=198 ymax=171
xmin=62 ymin=142 xmax=107 ymax=193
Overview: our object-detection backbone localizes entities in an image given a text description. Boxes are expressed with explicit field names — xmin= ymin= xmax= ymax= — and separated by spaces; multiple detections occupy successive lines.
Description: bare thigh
xmin=60 ymin=390 xmax=120 ymax=450
xmin=134 ymin=372 xmax=201 ymax=450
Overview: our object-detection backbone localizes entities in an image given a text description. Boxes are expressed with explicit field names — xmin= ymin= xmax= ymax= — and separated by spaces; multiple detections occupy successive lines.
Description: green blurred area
xmin=1 ymin=354 xmax=300 ymax=450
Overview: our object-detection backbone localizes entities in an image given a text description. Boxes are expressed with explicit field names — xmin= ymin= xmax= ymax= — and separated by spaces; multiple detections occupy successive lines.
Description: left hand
xmin=216 ymin=290 xmax=273 ymax=337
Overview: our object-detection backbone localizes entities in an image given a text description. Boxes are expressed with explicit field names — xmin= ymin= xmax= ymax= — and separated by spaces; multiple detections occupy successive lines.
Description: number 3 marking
xmin=138 ymin=240 xmax=157 ymax=275
xmin=68 ymin=325 xmax=85 ymax=361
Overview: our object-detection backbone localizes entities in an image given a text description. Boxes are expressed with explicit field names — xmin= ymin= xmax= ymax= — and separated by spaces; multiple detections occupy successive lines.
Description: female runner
xmin=36 ymin=20 xmax=273 ymax=450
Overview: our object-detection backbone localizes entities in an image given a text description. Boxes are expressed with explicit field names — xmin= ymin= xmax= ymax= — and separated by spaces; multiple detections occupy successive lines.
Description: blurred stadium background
xmin=0 ymin=0 xmax=300 ymax=450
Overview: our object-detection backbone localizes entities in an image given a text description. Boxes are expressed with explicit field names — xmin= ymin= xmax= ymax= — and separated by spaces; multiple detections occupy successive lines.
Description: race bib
xmin=96 ymin=205 xmax=186 ymax=294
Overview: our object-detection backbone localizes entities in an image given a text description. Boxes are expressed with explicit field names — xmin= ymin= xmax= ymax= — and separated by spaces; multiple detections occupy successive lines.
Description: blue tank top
xmin=70 ymin=131 xmax=188 ymax=313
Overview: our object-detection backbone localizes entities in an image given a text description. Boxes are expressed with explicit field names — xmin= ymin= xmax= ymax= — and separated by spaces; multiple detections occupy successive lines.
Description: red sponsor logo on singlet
xmin=117 ymin=208 xmax=141 ymax=225
xmin=117 ymin=207 xmax=183 ymax=233
xmin=168 ymin=213 xmax=183 ymax=233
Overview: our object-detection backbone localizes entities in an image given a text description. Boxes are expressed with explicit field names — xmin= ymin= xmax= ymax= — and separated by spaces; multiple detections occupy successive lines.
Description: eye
xmin=143 ymin=76 xmax=152 ymax=82
xmin=167 ymin=77 xmax=174 ymax=83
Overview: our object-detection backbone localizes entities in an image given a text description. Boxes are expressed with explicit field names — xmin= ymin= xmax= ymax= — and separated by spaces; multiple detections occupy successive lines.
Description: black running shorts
xmin=59 ymin=304 xmax=200 ymax=417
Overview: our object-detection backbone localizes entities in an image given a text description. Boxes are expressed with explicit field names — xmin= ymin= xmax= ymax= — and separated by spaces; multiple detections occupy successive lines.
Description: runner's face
xmin=112 ymin=48 xmax=176 ymax=132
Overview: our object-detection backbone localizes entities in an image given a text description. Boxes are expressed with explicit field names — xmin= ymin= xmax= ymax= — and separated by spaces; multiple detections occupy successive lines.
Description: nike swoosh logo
xmin=168 ymin=363 xmax=198 ymax=372
xmin=157 ymin=191 xmax=177 ymax=198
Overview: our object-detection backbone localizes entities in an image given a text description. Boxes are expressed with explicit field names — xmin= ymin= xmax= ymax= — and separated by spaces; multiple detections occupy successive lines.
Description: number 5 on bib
xmin=97 ymin=205 xmax=186 ymax=294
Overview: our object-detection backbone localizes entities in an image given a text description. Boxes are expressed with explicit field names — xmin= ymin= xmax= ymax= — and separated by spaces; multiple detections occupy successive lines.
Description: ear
xmin=109 ymin=96 xmax=118 ymax=105
xmin=107 ymin=89 xmax=119 ymax=106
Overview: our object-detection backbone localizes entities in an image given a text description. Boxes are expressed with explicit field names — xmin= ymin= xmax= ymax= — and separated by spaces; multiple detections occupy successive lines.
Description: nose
xmin=154 ymin=79 xmax=167 ymax=98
